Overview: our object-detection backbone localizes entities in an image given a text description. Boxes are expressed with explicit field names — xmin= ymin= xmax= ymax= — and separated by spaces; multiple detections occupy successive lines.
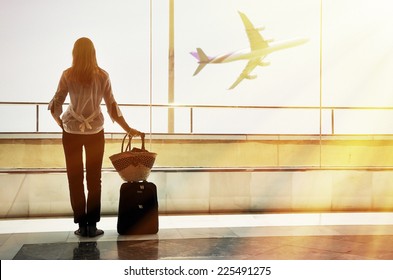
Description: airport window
xmin=1 ymin=0 xmax=393 ymax=135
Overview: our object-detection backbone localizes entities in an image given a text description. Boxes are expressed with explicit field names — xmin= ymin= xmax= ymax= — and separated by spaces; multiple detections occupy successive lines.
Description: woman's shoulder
xmin=96 ymin=67 xmax=109 ymax=78
xmin=62 ymin=67 xmax=72 ymax=76
xmin=59 ymin=68 xmax=72 ymax=81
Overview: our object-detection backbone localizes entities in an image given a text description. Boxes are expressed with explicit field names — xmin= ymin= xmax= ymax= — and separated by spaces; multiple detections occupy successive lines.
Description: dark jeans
xmin=62 ymin=130 xmax=105 ymax=226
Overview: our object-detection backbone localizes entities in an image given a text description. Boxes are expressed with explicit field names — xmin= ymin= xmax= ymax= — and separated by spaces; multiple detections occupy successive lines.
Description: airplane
xmin=191 ymin=11 xmax=308 ymax=90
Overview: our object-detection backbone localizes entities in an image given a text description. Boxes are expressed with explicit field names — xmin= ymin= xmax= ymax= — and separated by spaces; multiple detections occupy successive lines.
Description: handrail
xmin=2 ymin=101 xmax=393 ymax=135
xmin=3 ymin=101 xmax=393 ymax=110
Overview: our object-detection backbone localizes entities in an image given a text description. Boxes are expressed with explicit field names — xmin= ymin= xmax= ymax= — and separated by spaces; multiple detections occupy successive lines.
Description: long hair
xmin=68 ymin=37 xmax=99 ymax=86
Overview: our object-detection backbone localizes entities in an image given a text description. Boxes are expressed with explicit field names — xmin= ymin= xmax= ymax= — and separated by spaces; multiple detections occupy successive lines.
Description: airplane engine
xmin=246 ymin=75 xmax=257 ymax=80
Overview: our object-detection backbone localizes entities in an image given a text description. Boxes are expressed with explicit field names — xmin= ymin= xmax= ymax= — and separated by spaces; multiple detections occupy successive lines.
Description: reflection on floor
xmin=1 ymin=213 xmax=393 ymax=260
xmin=12 ymin=235 xmax=393 ymax=260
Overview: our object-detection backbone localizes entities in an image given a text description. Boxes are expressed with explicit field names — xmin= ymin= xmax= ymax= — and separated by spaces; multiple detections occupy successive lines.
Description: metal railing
xmin=2 ymin=101 xmax=393 ymax=135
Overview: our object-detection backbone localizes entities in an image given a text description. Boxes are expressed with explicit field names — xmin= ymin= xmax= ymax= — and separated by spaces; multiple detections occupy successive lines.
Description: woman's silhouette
xmin=49 ymin=37 xmax=143 ymax=237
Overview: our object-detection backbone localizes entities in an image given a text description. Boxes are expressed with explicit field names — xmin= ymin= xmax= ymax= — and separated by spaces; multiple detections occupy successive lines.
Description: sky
xmin=1 ymin=0 xmax=393 ymax=134
xmin=174 ymin=0 xmax=320 ymax=107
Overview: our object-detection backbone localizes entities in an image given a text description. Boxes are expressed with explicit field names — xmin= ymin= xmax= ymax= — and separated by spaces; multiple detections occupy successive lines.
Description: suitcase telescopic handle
xmin=121 ymin=133 xmax=146 ymax=152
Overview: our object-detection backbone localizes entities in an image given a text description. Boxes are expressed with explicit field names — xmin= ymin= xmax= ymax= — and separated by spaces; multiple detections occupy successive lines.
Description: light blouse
xmin=48 ymin=68 xmax=122 ymax=134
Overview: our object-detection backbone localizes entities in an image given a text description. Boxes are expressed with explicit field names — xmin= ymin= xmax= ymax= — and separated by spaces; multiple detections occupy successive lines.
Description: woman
xmin=49 ymin=37 xmax=143 ymax=237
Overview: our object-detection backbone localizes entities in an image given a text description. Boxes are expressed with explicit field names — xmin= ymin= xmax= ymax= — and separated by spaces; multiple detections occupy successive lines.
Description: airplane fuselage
xmin=210 ymin=37 xmax=308 ymax=64
xmin=191 ymin=11 xmax=309 ymax=89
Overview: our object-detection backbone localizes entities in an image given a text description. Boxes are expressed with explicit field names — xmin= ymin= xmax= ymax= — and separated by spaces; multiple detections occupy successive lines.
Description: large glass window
xmin=1 ymin=0 xmax=393 ymax=135
xmin=322 ymin=0 xmax=393 ymax=134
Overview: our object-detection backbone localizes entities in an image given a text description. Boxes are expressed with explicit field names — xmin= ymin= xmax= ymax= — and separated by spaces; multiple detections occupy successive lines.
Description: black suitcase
xmin=117 ymin=181 xmax=159 ymax=235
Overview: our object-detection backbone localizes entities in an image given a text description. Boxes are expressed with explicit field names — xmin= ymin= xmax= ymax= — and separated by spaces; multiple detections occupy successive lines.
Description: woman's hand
xmin=127 ymin=128 xmax=144 ymax=137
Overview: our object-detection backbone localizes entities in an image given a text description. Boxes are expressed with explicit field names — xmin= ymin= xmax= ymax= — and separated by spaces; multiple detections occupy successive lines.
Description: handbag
xmin=109 ymin=134 xmax=157 ymax=182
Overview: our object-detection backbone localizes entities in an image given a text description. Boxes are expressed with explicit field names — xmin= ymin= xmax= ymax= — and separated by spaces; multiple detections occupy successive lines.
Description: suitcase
xmin=117 ymin=181 xmax=159 ymax=235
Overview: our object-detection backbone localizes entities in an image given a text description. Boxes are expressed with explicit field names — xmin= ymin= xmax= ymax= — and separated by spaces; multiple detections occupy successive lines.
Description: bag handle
xmin=121 ymin=133 xmax=145 ymax=152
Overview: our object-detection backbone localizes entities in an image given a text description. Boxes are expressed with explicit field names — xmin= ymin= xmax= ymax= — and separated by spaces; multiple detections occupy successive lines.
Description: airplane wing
xmin=238 ymin=11 xmax=268 ymax=50
xmin=228 ymin=57 xmax=262 ymax=90
xmin=228 ymin=12 xmax=269 ymax=89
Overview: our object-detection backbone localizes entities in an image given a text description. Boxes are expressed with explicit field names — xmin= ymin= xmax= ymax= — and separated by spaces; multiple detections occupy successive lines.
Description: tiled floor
xmin=1 ymin=213 xmax=393 ymax=260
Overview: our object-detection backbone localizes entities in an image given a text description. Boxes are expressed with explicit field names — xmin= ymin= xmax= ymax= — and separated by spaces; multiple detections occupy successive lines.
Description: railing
xmin=2 ymin=101 xmax=393 ymax=135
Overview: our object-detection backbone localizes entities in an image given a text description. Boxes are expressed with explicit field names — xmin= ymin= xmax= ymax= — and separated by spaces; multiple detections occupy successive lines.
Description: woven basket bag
xmin=110 ymin=134 xmax=157 ymax=182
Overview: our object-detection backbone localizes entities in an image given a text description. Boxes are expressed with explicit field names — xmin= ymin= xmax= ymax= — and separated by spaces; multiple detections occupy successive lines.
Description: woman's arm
xmin=102 ymin=74 xmax=144 ymax=136
xmin=112 ymin=113 xmax=143 ymax=136
xmin=48 ymin=71 xmax=68 ymax=129
xmin=110 ymin=102 xmax=144 ymax=136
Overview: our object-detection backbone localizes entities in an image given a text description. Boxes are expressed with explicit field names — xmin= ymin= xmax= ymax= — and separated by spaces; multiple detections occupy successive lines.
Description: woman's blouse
xmin=48 ymin=68 xmax=122 ymax=134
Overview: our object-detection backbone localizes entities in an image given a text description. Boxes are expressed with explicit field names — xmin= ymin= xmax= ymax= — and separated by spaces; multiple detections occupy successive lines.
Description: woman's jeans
xmin=62 ymin=130 xmax=105 ymax=226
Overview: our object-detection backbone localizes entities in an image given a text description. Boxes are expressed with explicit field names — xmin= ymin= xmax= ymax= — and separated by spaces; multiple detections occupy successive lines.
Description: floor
xmin=1 ymin=212 xmax=393 ymax=260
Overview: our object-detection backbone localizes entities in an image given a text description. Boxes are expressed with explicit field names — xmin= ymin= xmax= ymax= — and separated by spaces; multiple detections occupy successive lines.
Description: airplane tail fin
xmin=190 ymin=48 xmax=210 ymax=76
